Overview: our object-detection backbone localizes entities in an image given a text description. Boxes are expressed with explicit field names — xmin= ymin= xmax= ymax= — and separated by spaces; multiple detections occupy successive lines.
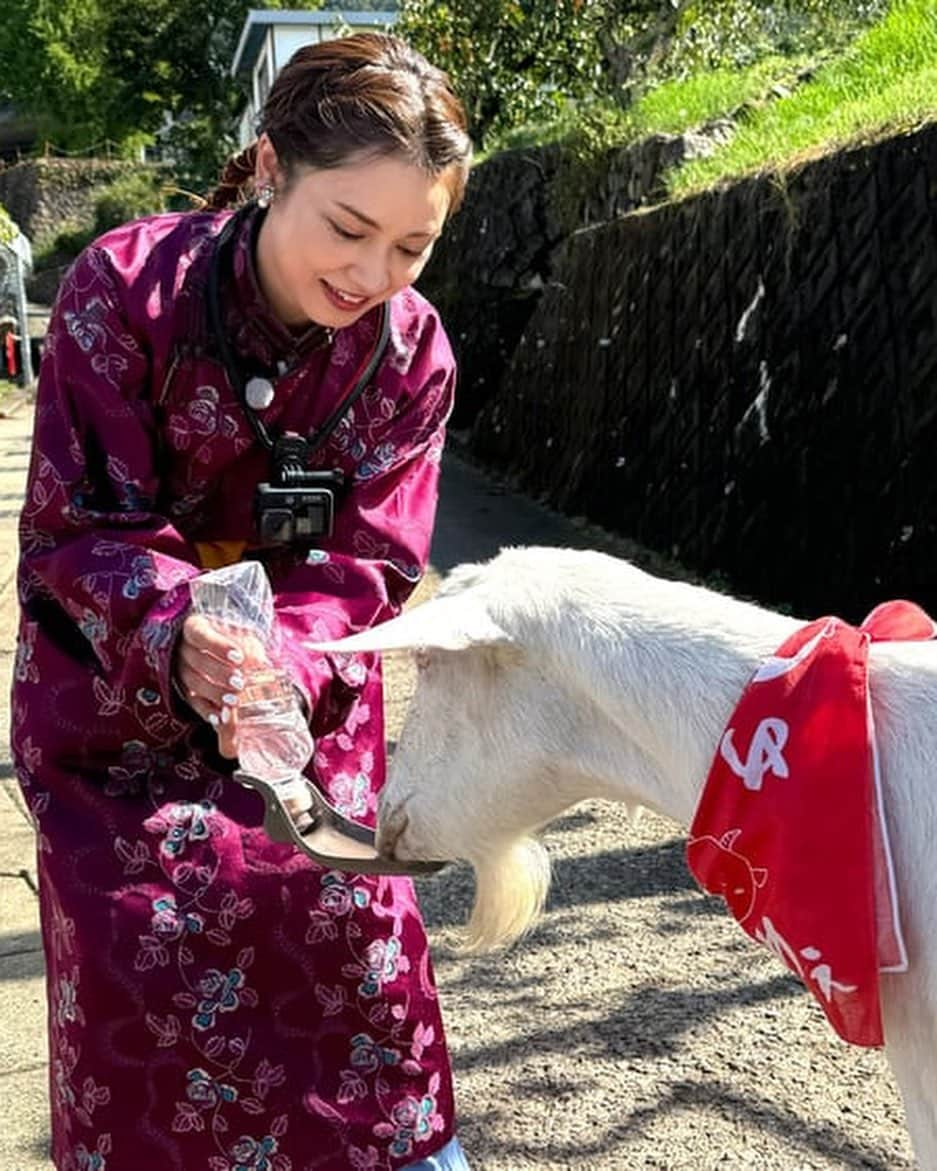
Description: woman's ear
xmin=254 ymin=133 xmax=283 ymax=192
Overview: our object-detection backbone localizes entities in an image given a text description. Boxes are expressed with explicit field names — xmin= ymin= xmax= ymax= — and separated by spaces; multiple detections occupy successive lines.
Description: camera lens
xmin=259 ymin=508 xmax=294 ymax=545
xmin=296 ymin=502 xmax=328 ymax=538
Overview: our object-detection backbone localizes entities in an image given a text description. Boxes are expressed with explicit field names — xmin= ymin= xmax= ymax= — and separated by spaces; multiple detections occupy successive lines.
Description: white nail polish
xmin=208 ymin=713 xmax=220 ymax=728
xmin=220 ymin=706 xmax=231 ymax=725
xmin=222 ymin=693 xmax=238 ymax=706
xmin=229 ymin=672 xmax=245 ymax=690
xmin=227 ymin=649 xmax=245 ymax=664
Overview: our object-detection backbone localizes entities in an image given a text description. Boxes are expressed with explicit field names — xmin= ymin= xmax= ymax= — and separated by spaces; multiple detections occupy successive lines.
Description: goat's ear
xmin=304 ymin=595 xmax=512 ymax=654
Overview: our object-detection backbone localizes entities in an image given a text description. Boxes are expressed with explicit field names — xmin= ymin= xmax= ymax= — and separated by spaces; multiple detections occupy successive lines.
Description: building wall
xmin=273 ymin=25 xmax=328 ymax=68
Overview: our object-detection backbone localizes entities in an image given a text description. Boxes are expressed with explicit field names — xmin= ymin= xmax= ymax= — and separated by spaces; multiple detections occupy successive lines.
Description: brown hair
xmin=207 ymin=33 xmax=471 ymax=213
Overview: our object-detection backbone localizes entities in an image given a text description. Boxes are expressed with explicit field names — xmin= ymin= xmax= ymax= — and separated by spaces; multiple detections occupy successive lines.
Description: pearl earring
xmin=257 ymin=183 xmax=275 ymax=209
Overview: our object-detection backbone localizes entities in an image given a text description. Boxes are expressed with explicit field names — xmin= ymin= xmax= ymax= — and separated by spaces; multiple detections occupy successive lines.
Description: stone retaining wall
xmin=0 ymin=158 xmax=136 ymax=246
xmin=419 ymin=129 xmax=727 ymax=427
xmin=468 ymin=123 xmax=937 ymax=618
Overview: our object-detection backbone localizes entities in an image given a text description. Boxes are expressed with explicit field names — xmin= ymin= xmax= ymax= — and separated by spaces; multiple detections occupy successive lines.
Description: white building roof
xmin=232 ymin=9 xmax=398 ymax=81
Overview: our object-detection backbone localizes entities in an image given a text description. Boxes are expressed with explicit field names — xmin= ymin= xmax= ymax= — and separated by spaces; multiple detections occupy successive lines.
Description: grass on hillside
xmin=669 ymin=0 xmax=937 ymax=197
xmin=485 ymin=55 xmax=813 ymax=160
xmin=623 ymin=55 xmax=813 ymax=139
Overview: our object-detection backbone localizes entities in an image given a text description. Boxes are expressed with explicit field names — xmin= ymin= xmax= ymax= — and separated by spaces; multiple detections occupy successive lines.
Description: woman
xmin=12 ymin=34 xmax=472 ymax=1171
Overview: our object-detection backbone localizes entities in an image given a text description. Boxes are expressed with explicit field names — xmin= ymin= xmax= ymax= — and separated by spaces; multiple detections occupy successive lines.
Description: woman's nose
xmin=349 ymin=246 xmax=389 ymax=297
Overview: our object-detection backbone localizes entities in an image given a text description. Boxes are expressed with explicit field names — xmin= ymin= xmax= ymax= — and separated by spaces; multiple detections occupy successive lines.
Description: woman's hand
xmin=175 ymin=615 xmax=268 ymax=758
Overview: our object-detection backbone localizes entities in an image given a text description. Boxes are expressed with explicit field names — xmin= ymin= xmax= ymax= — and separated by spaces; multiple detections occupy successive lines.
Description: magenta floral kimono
xmin=11 ymin=207 xmax=460 ymax=1171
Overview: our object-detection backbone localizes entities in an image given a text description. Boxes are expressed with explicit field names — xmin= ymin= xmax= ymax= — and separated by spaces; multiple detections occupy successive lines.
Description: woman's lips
xmin=321 ymin=280 xmax=368 ymax=312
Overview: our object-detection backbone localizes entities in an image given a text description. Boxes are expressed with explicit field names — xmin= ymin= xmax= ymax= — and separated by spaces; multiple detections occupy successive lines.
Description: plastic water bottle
xmin=234 ymin=667 xmax=315 ymax=821
xmin=189 ymin=564 xmax=314 ymax=823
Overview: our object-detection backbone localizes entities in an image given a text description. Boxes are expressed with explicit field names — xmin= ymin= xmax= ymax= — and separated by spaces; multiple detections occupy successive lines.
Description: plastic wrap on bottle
xmin=189 ymin=563 xmax=313 ymax=810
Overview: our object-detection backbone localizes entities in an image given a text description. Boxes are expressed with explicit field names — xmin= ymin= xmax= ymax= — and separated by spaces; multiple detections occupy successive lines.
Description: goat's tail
xmin=461 ymin=837 xmax=551 ymax=953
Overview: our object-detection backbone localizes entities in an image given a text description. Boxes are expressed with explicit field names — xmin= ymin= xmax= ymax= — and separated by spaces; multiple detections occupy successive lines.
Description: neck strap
xmin=206 ymin=204 xmax=390 ymax=455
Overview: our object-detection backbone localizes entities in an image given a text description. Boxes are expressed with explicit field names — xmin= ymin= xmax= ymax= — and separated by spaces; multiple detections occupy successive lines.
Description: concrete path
xmin=0 ymin=405 xmax=48 ymax=1171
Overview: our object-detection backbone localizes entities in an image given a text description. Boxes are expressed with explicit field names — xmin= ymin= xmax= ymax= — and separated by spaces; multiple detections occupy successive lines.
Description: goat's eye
xmin=414 ymin=649 xmax=430 ymax=670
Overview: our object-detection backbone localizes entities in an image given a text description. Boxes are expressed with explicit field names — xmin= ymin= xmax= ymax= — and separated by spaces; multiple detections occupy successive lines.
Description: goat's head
xmin=307 ymin=566 xmax=596 ymax=950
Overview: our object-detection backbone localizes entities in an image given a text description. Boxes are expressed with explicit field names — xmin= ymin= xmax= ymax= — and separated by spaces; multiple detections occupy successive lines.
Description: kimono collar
xmin=224 ymin=205 xmax=333 ymax=372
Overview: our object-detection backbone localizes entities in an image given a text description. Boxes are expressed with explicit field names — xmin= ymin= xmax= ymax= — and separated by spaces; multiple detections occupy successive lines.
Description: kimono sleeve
xmin=18 ymin=245 xmax=202 ymax=747
xmin=271 ymin=311 xmax=455 ymax=737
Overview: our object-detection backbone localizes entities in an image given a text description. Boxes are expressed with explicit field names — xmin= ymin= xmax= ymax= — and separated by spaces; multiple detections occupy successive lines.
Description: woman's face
xmin=254 ymin=137 xmax=451 ymax=329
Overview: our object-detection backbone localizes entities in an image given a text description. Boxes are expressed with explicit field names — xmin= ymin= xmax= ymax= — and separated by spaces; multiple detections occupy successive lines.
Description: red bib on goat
xmin=687 ymin=600 xmax=936 ymax=1047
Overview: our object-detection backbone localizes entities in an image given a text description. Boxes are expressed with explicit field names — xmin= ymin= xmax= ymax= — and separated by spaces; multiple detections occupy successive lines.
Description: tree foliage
xmin=663 ymin=0 xmax=888 ymax=76
xmin=395 ymin=1 xmax=642 ymax=148
xmin=0 ymin=1 xmax=111 ymax=149
xmin=0 ymin=0 xmax=891 ymax=181
xmin=0 ymin=0 xmax=316 ymax=188
xmin=320 ymin=0 xmax=398 ymax=9
xmin=397 ymin=0 xmax=890 ymax=148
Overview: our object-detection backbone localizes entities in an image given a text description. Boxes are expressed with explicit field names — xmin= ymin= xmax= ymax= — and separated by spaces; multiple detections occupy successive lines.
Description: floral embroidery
xmin=80 ymin=1077 xmax=111 ymax=1121
xmin=78 ymin=608 xmax=107 ymax=648
xmin=383 ymin=1092 xmax=445 ymax=1158
xmin=347 ymin=936 xmax=405 ymax=999
xmin=188 ymin=387 xmax=221 ymax=435
xmin=106 ymin=739 xmax=172 ymax=797
xmin=14 ymin=620 xmax=39 ymax=684
xmin=146 ymin=800 xmax=217 ymax=858
xmin=349 ymin=1145 xmax=382 ymax=1170
xmin=227 ymin=1132 xmax=284 ymax=1171
xmin=186 ymin=1067 xmax=239 ymax=1106
xmin=331 ymin=771 xmax=371 ymax=818
xmin=73 ymin=1135 xmax=112 ymax=1170
xmin=193 ymin=967 xmax=247 ymax=1031
xmin=63 ymin=301 xmax=107 ymax=353
xmin=121 ymin=555 xmax=157 ymax=599
xmin=358 ymin=441 xmax=397 ymax=481
xmin=152 ymin=895 xmax=205 ymax=940
xmin=350 ymin=1032 xmax=401 ymax=1074
xmin=55 ymin=968 xmax=85 ymax=1028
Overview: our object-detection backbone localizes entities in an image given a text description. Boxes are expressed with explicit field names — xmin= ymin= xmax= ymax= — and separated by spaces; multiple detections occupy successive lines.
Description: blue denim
xmin=402 ymin=1135 xmax=471 ymax=1170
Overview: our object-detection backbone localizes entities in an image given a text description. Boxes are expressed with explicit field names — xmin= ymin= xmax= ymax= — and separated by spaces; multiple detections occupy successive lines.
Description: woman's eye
xmin=330 ymin=221 xmax=363 ymax=241
xmin=398 ymin=246 xmax=424 ymax=260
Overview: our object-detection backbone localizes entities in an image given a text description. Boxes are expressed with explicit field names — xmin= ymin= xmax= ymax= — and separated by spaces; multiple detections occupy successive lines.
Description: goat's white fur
xmin=310 ymin=546 xmax=937 ymax=1166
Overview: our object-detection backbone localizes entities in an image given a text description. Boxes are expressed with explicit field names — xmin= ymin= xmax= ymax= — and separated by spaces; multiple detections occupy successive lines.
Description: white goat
xmin=316 ymin=545 xmax=937 ymax=1167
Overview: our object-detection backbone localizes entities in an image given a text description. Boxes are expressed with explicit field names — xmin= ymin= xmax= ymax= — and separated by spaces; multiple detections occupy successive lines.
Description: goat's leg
xmin=881 ymin=971 xmax=937 ymax=1169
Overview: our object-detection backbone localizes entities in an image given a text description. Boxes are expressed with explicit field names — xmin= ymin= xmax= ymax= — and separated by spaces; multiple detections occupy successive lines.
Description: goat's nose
xmin=376 ymin=802 xmax=409 ymax=859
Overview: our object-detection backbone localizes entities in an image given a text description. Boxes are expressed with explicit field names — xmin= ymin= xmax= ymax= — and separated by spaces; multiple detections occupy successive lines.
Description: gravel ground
xmin=380 ymin=456 xmax=918 ymax=1171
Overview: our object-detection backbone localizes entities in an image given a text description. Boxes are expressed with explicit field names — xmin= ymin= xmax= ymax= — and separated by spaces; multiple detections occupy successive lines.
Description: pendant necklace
xmin=245 ymin=375 xmax=276 ymax=410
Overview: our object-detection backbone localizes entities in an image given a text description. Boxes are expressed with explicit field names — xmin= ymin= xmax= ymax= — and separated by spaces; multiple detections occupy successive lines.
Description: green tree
xmin=0 ymin=0 xmax=317 ymax=184
xmin=663 ymin=0 xmax=887 ymax=76
xmin=320 ymin=0 xmax=398 ymax=9
xmin=398 ymin=0 xmax=597 ymax=147
xmin=0 ymin=0 xmax=111 ymax=148
xmin=397 ymin=0 xmax=889 ymax=148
